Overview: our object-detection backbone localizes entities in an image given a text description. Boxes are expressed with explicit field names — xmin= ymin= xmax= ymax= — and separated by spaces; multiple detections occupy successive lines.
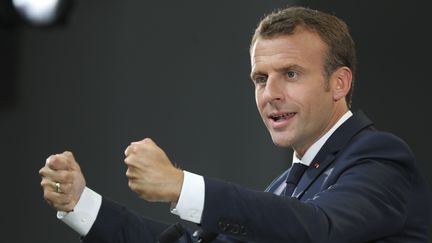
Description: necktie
xmin=284 ymin=163 xmax=308 ymax=196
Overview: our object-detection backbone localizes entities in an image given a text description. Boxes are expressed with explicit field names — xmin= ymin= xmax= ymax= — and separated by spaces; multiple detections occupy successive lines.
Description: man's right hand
xmin=39 ymin=151 xmax=86 ymax=212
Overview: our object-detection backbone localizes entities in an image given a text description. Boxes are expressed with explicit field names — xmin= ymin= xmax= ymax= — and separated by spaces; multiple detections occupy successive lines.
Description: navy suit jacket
xmin=83 ymin=111 xmax=430 ymax=243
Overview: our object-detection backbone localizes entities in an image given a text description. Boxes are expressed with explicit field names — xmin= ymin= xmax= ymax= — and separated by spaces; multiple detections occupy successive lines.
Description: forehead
xmin=250 ymin=28 xmax=328 ymax=70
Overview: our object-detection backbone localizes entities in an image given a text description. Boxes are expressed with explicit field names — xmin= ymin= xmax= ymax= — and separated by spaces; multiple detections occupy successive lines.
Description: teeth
xmin=271 ymin=112 xmax=294 ymax=121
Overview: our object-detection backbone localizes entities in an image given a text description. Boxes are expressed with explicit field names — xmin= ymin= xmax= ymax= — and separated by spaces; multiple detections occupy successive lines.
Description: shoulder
xmin=346 ymin=129 xmax=415 ymax=161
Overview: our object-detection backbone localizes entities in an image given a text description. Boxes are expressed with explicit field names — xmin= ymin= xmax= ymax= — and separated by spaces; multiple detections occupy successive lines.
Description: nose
xmin=262 ymin=76 xmax=284 ymax=104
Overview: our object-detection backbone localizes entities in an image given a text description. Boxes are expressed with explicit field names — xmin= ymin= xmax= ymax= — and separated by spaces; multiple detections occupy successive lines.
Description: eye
xmin=286 ymin=71 xmax=298 ymax=79
xmin=253 ymin=75 xmax=267 ymax=85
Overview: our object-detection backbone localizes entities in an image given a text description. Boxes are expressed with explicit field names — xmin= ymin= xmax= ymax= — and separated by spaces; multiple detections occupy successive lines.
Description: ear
xmin=331 ymin=67 xmax=352 ymax=102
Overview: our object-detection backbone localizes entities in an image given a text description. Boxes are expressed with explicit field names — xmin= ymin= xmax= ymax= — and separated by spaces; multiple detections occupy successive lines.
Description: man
xmin=39 ymin=6 xmax=430 ymax=242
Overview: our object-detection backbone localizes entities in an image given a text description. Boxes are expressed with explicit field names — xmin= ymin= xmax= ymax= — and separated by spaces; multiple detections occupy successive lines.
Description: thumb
xmin=46 ymin=154 xmax=70 ymax=171
xmin=62 ymin=151 xmax=81 ymax=171
xmin=63 ymin=151 xmax=76 ymax=161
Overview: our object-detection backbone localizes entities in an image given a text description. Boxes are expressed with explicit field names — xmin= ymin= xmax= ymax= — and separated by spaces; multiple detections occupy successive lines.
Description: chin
xmin=271 ymin=135 xmax=292 ymax=148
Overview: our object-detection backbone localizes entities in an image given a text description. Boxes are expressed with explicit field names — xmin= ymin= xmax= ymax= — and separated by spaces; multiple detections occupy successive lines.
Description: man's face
xmin=251 ymin=28 xmax=339 ymax=156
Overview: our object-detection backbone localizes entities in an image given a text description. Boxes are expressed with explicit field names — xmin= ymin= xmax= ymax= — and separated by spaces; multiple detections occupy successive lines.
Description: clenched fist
xmin=124 ymin=138 xmax=184 ymax=203
xmin=39 ymin=151 xmax=86 ymax=212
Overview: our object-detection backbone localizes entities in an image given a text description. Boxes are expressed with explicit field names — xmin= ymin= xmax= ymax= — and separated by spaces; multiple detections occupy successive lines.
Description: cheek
xmin=300 ymin=84 xmax=331 ymax=108
xmin=255 ymin=90 xmax=264 ymax=111
xmin=302 ymin=91 xmax=334 ymax=126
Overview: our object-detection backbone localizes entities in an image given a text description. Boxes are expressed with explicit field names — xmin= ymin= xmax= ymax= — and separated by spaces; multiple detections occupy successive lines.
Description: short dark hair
xmin=251 ymin=7 xmax=357 ymax=107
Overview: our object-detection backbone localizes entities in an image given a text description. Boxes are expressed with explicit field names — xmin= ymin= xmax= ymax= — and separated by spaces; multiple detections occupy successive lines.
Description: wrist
xmin=171 ymin=169 xmax=184 ymax=203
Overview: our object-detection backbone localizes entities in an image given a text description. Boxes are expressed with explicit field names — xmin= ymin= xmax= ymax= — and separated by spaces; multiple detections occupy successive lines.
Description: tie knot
xmin=286 ymin=163 xmax=308 ymax=185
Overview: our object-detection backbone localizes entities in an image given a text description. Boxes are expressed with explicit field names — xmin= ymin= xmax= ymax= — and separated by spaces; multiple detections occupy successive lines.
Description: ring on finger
xmin=55 ymin=182 xmax=62 ymax=193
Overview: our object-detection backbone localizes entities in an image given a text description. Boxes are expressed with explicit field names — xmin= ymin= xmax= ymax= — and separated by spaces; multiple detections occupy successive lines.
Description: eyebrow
xmin=275 ymin=64 xmax=307 ymax=73
xmin=250 ymin=71 xmax=266 ymax=80
xmin=250 ymin=64 xmax=307 ymax=79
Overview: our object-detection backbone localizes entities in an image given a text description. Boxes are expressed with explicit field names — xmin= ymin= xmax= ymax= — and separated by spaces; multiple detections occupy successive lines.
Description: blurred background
xmin=1 ymin=0 xmax=430 ymax=242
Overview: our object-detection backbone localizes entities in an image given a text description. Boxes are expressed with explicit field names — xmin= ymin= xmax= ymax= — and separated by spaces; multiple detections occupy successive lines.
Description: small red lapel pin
xmin=313 ymin=162 xmax=320 ymax=169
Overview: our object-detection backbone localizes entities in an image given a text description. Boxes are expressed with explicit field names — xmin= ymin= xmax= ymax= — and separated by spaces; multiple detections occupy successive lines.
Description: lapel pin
xmin=314 ymin=162 xmax=320 ymax=169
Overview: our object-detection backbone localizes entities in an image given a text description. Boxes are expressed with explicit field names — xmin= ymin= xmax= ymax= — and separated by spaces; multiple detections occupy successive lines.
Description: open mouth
xmin=269 ymin=112 xmax=296 ymax=122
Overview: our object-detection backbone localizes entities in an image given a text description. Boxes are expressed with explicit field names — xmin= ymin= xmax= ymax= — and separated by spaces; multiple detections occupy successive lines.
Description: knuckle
xmin=64 ymin=151 xmax=77 ymax=166
xmin=63 ymin=151 xmax=73 ymax=158
xmin=126 ymin=145 xmax=136 ymax=155
xmin=39 ymin=167 xmax=46 ymax=176
xmin=45 ymin=155 xmax=54 ymax=165
xmin=130 ymin=145 xmax=137 ymax=153
xmin=44 ymin=181 xmax=53 ymax=190
xmin=125 ymin=168 xmax=136 ymax=178
xmin=128 ymin=181 xmax=136 ymax=191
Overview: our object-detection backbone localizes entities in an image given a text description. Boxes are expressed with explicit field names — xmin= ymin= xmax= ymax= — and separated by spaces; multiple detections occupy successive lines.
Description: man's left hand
xmin=124 ymin=138 xmax=184 ymax=203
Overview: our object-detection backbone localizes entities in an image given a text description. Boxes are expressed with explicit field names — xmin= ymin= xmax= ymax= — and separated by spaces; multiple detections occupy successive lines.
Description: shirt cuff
xmin=57 ymin=187 xmax=102 ymax=236
xmin=170 ymin=171 xmax=204 ymax=223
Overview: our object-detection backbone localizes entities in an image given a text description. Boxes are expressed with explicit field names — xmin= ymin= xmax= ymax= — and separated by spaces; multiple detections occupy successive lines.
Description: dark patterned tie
xmin=284 ymin=163 xmax=308 ymax=196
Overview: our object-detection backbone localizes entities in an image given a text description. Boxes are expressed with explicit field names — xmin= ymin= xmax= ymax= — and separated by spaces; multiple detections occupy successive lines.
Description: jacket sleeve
xmin=82 ymin=198 xmax=174 ymax=243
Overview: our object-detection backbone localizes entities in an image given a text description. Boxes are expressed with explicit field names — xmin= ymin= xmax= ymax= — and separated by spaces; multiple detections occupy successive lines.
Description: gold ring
xmin=55 ymin=182 xmax=62 ymax=193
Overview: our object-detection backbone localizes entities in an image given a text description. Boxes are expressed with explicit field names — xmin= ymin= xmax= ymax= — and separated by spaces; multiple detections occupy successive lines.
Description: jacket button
xmin=225 ymin=223 xmax=231 ymax=231
xmin=218 ymin=221 xmax=227 ymax=231
xmin=230 ymin=224 xmax=240 ymax=234
xmin=240 ymin=226 xmax=247 ymax=235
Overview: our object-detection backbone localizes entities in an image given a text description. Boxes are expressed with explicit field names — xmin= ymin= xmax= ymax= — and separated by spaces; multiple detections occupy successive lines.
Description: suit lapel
xmin=292 ymin=110 xmax=374 ymax=199
xmin=265 ymin=169 xmax=290 ymax=193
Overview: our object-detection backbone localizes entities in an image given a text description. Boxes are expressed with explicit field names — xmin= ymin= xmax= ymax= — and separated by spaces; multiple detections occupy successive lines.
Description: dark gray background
xmin=1 ymin=0 xmax=430 ymax=242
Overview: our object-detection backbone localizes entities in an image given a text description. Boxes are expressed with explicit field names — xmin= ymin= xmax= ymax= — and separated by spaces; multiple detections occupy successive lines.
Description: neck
xmin=295 ymin=105 xmax=349 ymax=158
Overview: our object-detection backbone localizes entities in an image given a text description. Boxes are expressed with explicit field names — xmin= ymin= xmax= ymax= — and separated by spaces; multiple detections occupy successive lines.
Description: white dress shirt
xmin=58 ymin=111 xmax=352 ymax=234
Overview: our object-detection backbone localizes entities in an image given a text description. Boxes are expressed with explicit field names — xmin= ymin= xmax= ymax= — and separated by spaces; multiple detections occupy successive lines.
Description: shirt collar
xmin=293 ymin=110 xmax=353 ymax=166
